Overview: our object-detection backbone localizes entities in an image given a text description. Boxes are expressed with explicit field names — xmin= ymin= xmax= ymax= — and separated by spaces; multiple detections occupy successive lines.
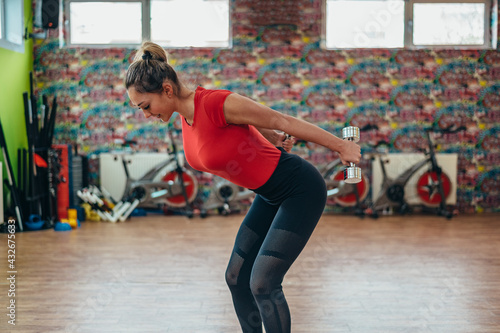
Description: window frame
xmin=64 ymin=0 xmax=231 ymax=49
xmin=0 ymin=0 xmax=25 ymax=53
xmin=323 ymin=0 xmax=496 ymax=50
xmin=406 ymin=0 xmax=492 ymax=49
xmin=64 ymin=0 xmax=149 ymax=48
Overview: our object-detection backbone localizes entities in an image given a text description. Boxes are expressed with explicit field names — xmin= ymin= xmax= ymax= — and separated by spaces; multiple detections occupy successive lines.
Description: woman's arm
xmin=223 ymin=93 xmax=360 ymax=165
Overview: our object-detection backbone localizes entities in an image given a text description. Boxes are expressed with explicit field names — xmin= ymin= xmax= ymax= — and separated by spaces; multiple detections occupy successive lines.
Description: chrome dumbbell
xmin=342 ymin=126 xmax=361 ymax=184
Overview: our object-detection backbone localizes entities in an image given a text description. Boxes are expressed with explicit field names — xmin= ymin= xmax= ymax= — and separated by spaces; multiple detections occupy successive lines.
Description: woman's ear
xmin=162 ymin=82 xmax=173 ymax=97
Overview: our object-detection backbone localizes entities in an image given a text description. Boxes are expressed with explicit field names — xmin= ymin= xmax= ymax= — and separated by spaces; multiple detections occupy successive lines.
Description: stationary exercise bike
xmin=117 ymin=136 xmax=199 ymax=217
xmin=77 ymin=135 xmax=198 ymax=222
xmin=79 ymin=135 xmax=199 ymax=221
xmin=200 ymin=175 xmax=255 ymax=216
xmin=366 ymin=126 xmax=464 ymax=219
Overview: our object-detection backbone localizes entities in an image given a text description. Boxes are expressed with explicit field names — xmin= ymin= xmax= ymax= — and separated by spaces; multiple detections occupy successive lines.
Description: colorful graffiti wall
xmin=33 ymin=0 xmax=499 ymax=213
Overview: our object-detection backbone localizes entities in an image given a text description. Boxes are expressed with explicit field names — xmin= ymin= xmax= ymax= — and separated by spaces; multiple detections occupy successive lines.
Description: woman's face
xmin=127 ymin=85 xmax=175 ymax=122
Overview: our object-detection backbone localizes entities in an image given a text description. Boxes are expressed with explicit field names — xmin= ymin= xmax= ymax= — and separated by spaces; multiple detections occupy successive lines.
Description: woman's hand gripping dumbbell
xmin=341 ymin=126 xmax=362 ymax=184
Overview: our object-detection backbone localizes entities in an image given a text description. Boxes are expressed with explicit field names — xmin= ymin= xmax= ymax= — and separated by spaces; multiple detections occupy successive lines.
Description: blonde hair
xmin=125 ymin=41 xmax=181 ymax=95
xmin=133 ymin=41 xmax=168 ymax=62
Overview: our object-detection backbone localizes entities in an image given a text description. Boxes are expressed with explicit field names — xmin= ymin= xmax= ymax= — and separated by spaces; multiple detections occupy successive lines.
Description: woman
xmin=125 ymin=42 xmax=360 ymax=333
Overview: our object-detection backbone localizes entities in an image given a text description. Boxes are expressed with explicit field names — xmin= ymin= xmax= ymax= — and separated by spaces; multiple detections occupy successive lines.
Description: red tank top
xmin=182 ymin=87 xmax=282 ymax=189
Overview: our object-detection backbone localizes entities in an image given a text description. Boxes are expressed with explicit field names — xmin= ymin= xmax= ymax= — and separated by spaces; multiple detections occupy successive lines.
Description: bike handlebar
xmin=113 ymin=139 xmax=138 ymax=147
xmin=425 ymin=125 xmax=467 ymax=134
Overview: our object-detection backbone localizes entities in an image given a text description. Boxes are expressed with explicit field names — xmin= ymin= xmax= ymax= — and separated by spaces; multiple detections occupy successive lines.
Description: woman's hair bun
xmin=142 ymin=51 xmax=153 ymax=61
xmin=134 ymin=41 xmax=168 ymax=63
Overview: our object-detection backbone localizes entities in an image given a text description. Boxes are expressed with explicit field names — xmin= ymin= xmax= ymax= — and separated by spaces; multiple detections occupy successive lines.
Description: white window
xmin=151 ymin=0 xmax=229 ymax=48
xmin=69 ymin=2 xmax=142 ymax=45
xmin=325 ymin=0 xmax=495 ymax=49
xmin=0 ymin=0 xmax=25 ymax=53
xmin=325 ymin=0 xmax=405 ymax=48
xmin=409 ymin=0 xmax=490 ymax=48
xmin=65 ymin=0 xmax=230 ymax=48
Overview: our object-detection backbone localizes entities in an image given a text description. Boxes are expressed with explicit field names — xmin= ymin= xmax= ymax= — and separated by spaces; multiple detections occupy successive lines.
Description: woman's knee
xmin=249 ymin=268 xmax=283 ymax=297
xmin=225 ymin=251 xmax=247 ymax=288
xmin=225 ymin=265 xmax=237 ymax=287
xmin=249 ymin=273 xmax=266 ymax=296
xmin=250 ymin=273 xmax=287 ymax=312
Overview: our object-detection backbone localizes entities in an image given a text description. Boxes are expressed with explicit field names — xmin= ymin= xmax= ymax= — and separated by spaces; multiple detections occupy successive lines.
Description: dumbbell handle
xmin=345 ymin=136 xmax=357 ymax=167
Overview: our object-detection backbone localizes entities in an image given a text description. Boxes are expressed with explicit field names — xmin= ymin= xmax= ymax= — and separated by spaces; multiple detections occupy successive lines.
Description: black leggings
xmin=225 ymin=149 xmax=327 ymax=333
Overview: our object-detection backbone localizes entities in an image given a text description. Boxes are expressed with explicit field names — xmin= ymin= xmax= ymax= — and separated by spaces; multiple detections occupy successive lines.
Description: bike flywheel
xmin=416 ymin=171 xmax=451 ymax=207
xmin=162 ymin=170 xmax=199 ymax=208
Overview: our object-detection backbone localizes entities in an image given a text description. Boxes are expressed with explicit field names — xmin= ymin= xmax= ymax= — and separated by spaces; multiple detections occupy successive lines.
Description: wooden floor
xmin=1 ymin=213 xmax=499 ymax=333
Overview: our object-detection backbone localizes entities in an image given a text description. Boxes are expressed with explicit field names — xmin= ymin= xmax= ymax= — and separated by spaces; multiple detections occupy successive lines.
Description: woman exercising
xmin=125 ymin=42 xmax=361 ymax=333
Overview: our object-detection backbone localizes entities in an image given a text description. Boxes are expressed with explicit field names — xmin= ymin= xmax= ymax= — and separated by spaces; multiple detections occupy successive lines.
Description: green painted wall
xmin=0 ymin=0 xmax=33 ymax=210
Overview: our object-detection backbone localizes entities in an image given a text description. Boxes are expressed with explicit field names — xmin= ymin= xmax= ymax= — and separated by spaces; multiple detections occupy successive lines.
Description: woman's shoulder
xmin=196 ymin=86 xmax=233 ymax=97
xmin=196 ymin=86 xmax=233 ymax=107
xmin=194 ymin=87 xmax=234 ymax=127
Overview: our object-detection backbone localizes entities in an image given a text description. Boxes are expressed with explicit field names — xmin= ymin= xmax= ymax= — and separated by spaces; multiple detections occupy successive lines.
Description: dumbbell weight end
xmin=344 ymin=164 xmax=362 ymax=184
